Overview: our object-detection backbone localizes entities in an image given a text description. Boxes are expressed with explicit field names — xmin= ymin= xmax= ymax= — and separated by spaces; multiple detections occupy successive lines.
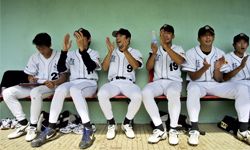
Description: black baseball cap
xmin=112 ymin=28 xmax=131 ymax=38
xmin=75 ymin=28 xmax=91 ymax=39
xmin=198 ymin=25 xmax=215 ymax=37
xmin=160 ymin=24 xmax=174 ymax=34
xmin=233 ymin=33 xmax=249 ymax=44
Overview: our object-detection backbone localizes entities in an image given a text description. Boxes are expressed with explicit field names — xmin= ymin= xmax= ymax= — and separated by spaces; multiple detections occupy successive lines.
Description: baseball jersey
xmin=24 ymin=50 xmax=61 ymax=83
xmin=223 ymin=52 xmax=250 ymax=81
xmin=65 ymin=48 xmax=101 ymax=81
xmin=182 ymin=45 xmax=228 ymax=82
xmin=108 ymin=47 xmax=143 ymax=82
xmin=152 ymin=45 xmax=185 ymax=82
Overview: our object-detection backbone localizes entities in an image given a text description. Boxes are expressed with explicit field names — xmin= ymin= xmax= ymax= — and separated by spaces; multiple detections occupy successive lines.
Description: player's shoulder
xmin=172 ymin=44 xmax=184 ymax=52
xmin=29 ymin=52 xmax=40 ymax=59
xmin=129 ymin=47 xmax=142 ymax=55
xmin=185 ymin=46 xmax=197 ymax=55
xmin=213 ymin=46 xmax=225 ymax=55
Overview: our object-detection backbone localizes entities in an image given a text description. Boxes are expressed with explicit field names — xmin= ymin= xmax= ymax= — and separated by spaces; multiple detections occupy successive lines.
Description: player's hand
xmin=120 ymin=39 xmax=129 ymax=52
xmin=214 ymin=56 xmax=226 ymax=70
xmin=151 ymin=43 xmax=158 ymax=55
xmin=106 ymin=37 xmax=115 ymax=53
xmin=203 ymin=58 xmax=211 ymax=69
xmin=239 ymin=55 xmax=249 ymax=69
xmin=74 ymin=31 xmax=88 ymax=52
xmin=28 ymin=76 xmax=38 ymax=83
xmin=44 ymin=81 xmax=55 ymax=89
xmin=63 ymin=34 xmax=72 ymax=51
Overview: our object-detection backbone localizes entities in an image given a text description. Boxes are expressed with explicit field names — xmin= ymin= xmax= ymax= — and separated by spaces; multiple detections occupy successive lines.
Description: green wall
xmin=1 ymin=0 xmax=250 ymax=123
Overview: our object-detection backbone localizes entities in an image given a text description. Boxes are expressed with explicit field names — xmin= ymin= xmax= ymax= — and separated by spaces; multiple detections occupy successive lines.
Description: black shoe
xmin=31 ymin=127 xmax=56 ymax=147
xmin=79 ymin=127 xmax=95 ymax=149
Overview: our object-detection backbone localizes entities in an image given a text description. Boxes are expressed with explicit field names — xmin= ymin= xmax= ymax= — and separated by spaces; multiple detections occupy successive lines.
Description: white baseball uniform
xmin=224 ymin=52 xmax=250 ymax=120
xmin=98 ymin=47 xmax=143 ymax=120
xmin=142 ymin=45 xmax=185 ymax=128
xmin=3 ymin=50 xmax=61 ymax=124
xmin=182 ymin=45 xmax=250 ymax=123
xmin=49 ymin=48 xmax=101 ymax=124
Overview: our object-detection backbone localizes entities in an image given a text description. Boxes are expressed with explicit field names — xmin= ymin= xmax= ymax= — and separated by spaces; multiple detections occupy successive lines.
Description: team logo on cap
xmin=240 ymin=33 xmax=245 ymax=37
xmin=205 ymin=26 xmax=210 ymax=30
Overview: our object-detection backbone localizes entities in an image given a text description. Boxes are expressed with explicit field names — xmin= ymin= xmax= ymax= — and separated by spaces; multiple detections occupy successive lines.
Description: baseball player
xmin=2 ymin=33 xmax=64 ymax=141
xmin=182 ymin=25 xmax=250 ymax=146
xmin=31 ymin=28 xmax=101 ymax=149
xmin=142 ymin=24 xmax=185 ymax=145
xmin=222 ymin=33 xmax=250 ymax=145
xmin=97 ymin=28 xmax=143 ymax=140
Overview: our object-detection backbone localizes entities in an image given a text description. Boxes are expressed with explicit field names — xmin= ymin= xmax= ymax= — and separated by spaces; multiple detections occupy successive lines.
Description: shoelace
xmin=151 ymin=129 xmax=162 ymax=138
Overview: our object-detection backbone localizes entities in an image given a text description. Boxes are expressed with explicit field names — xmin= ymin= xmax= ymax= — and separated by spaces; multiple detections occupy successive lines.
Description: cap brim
xmin=112 ymin=31 xmax=118 ymax=37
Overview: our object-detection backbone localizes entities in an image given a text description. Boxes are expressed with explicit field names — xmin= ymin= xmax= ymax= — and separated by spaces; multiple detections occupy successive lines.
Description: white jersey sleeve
xmin=24 ymin=53 xmax=39 ymax=76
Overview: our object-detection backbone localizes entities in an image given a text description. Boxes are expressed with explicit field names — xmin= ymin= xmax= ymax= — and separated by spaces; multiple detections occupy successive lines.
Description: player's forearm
xmin=165 ymin=48 xmax=185 ymax=65
xmin=53 ymin=73 xmax=68 ymax=86
xmin=102 ymin=52 xmax=112 ymax=71
xmin=79 ymin=50 xmax=97 ymax=73
xmin=124 ymin=51 xmax=140 ymax=70
xmin=146 ymin=54 xmax=156 ymax=71
xmin=188 ymin=67 xmax=208 ymax=81
xmin=213 ymin=69 xmax=224 ymax=82
xmin=223 ymin=66 xmax=242 ymax=81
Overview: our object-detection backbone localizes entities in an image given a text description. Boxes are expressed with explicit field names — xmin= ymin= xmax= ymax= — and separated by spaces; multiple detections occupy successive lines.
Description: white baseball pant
xmin=2 ymin=85 xmax=54 ymax=124
xmin=142 ymin=79 xmax=182 ymax=128
xmin=187 ymin=81 xmax=250 ymax=123
xmin=97 ymin=80 xmax=142 ymax=120
xmin=49 ymin=79 xmax=97 ymax=124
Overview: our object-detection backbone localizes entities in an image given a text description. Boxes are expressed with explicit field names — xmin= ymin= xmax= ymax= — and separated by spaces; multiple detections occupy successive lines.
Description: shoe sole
xmin=188 ymin=142 xmax=198 ymax=146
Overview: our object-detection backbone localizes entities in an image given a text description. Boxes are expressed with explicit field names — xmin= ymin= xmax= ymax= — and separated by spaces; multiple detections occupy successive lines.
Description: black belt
xmin=76 ymin=78 xmax=97 ymax=81
xmin=110 ymin=76 xmax=133 ymax=82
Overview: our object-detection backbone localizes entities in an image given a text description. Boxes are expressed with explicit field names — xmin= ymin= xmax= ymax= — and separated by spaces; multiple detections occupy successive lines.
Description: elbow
xmin=175 ymin=58 xmax=185 ymax=65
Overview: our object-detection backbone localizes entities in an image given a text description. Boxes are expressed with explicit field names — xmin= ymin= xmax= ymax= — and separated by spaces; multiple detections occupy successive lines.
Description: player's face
xmin=116 ymin=34 xmax=129 ymax=49
xmin=198 ymin=32 xmax=214 ymax=47
xmin=36 ymin=45 xmax=51 ymax=57
xmin=234 ymin=39 xmax=249 ymax=55
xmin=160 ymin=30 xmax=174 ymax=44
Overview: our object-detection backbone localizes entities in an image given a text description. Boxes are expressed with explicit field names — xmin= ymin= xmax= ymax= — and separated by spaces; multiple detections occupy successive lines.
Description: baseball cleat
xmin=236 ymin=130 xmax=250 ymax=145
xmin=188 ymin=130 xmax=200 ymax=146
xmin=79 ymin=127 xmax=95 ymax=149
xmin=8 ymin=122 xmax=29 ymax=139
xmin=25 ymin=126 xmax=37 ymax=142
xmin=168 ymin=129 xmax=179 ymax=145
xmin=31 ymin=127 xmax=57 ymax=147
xmin=106 ymin=124 xmax=117 ymax=140
xmin=148 ymin=129 xmax=167 ymax=144
xmin=121 ymin=124 xmax=135 ymax=139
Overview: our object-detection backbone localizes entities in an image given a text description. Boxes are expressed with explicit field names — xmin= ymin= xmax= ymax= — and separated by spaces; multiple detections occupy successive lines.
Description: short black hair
xmin=233 ymin=33 xmax=249 ymax=45
xmin=32 ymin=33 xmax=51 ymax=47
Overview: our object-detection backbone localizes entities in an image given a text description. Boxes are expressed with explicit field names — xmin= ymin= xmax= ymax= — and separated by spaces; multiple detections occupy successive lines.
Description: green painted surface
xmin=0 ymin=0 xmax=249 ymax=123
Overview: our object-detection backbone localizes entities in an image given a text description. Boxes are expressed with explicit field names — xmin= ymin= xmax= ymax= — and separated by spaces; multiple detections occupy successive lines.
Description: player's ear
xmin=172 ymin=34 xmax=175 ymax=39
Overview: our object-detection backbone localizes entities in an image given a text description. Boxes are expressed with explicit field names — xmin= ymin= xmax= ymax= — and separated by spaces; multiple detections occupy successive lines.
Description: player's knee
xmin=235 ymin=84 xmax=249 ymax=97
xmin=97 ymin=89 xmax=110 ymax=100
xmin=2 ymin=87 xmax=14 ymax=100
xmin=142 ymin=88 xmax=154 ymax=100
xmin=69 ymin=86 xmax=81 ymax=96
xmin=131 ymin=92 xmax=142 ymax=102
xmin=30 ymin=88 xmax=42 ymax=98
xmin=55 ymin=85 xmax=69 ymax=94
xmin=166 ymin=88 xmax=180 ymax=100
xmin=187 ymin=84 xmax=200 ymax=96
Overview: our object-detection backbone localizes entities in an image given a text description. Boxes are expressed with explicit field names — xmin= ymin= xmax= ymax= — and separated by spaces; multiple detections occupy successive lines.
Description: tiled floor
xmin=0 ymin=124 xmax=249 ymax=150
